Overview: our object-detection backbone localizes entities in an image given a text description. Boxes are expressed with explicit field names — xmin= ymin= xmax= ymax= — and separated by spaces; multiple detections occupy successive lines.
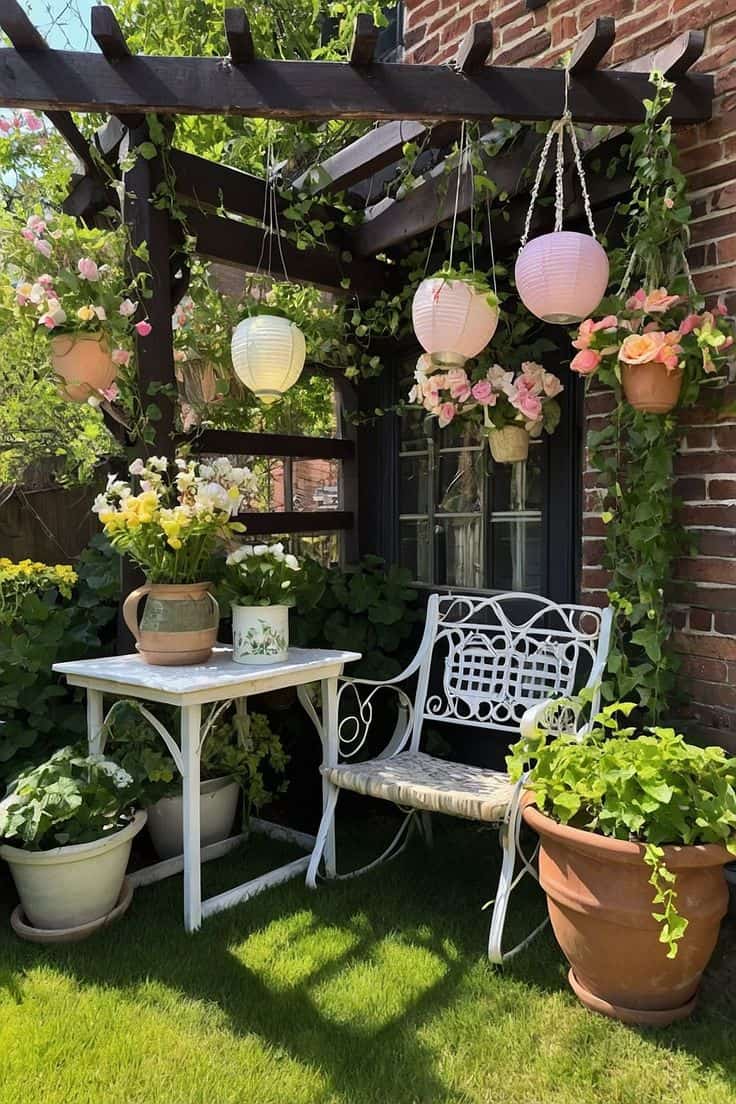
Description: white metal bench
xmin=299 ymin=592 xmax=612 ymax=962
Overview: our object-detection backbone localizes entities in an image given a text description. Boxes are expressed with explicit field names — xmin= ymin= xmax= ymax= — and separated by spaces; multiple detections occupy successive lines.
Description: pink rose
xmin=571 ymin=348 xmax=601 ymax=376
xmin=22 ymin=110 xmax=42 ymax=132
xmin=119 ymin=298 xmax=137 ymax=317
xmin=679 ymin=314 xmax=700 ymax=335
xmin=716 ymin=297 xmax=728 ymax=317
xmin=664 ymin=197 xmax=674 ymax=209
xmin=573 ymin=318 xmax=595 ymax=350
xmin=625 ymin=289 xmax=647 ymax=311
xmin=111 ymin=348 xmax=132 ymax=366
xmin=448 ymin=368 xmax=471 ymax=402
xmin=0 ymin=118 xmax=10 ymax=134
xmin=542 ymin=372 xmax=564 ymax=398
xmin=100 ymin=383 xmax=119 ymax=402
xmin=26 ymin=215 xmax=45 ymax=232
xmin=643 ymin=288 xmax=680 ymax=313
xmin=438 ymin=402 xmax=456 ymax=428
xmin=471 ymin=379 xmax=494 ymax=404
xmin=135 ymin=320 xmax=152 ymax=337
xmin=516 ymin=374 xmax=542 ymax=397
xmin=513 ymin=389 xmax=543 ymax=421
xmin=77 ymin=257 xmax=99 ymax=281
xmin=33 ymin=238 xmax=51 ymax=258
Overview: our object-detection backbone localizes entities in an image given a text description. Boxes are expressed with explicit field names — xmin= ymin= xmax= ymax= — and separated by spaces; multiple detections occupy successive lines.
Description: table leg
xmin=87 ymin=689 xmax=105 ymax=755
xmin=320 ymin=676 xmax=339 ymax=878
xmin=181 ymin=702 xmax=203 ymax=933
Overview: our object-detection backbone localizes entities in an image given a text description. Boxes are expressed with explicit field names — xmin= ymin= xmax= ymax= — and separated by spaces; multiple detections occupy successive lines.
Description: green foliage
xmin=221 ymin=543 xmax=302 ymax=608
xmin=291 ymin=555 xmax=420 ymax=679
xmin=508 ymin=701 xmax=736 ymax=957
xmin=0 ymin=744 xmax=136 ymax=850
xmin=102 ymin=700 xmax=288 ymax=817
xmin=0 ymin=539 xmax=119 ymax=784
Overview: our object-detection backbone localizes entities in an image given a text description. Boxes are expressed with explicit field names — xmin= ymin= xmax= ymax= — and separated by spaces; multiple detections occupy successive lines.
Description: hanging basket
xmin=486 ymin=425 xmax=529 ymax=464
xmin=231 ymin=314 xmax=306 ymax=404
xmin=621 ymin=362 xmax=683 ymax=414
xmin=515 ymin=99 xmax=609 ymax=325
xmin=412 ymin=277 xmax=499 ymax=368
xmin=50 ymin=332 xmax=116 ymax=402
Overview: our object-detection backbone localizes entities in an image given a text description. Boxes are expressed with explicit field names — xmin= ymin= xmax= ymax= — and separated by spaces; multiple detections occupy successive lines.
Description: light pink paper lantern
xmin=515 ymin=231 xmax=609 ymax=325
xmin=412 ymin=277 xmax=499 ymax=368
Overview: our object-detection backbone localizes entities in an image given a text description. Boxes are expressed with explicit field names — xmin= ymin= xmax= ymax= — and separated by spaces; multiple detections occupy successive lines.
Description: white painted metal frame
xmin=301 ymin=593 xmax=613 ymax=963
xmin=53 ymin=646 xmax=360 ymax=931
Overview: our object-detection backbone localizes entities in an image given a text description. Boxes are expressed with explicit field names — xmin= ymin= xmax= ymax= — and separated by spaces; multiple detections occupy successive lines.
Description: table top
xmin=53 ymin=646 xmax=361 ymax=696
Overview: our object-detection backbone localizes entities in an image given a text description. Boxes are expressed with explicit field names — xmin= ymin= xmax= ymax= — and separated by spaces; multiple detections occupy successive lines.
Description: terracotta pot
xmin=486 ymin=425 xmax=529 ymax=464
xmin=123 ymin=582 xmax=220 ymax=666
xmin=621 ymin=362 xmax=683 ymax=414
xmin=522 ymin=797 xmax=730 ymax=1025
xmin=412 ymin=277 xmax=499 ymax=368
xmin=50 ymin=332 xmax=116 ymax=402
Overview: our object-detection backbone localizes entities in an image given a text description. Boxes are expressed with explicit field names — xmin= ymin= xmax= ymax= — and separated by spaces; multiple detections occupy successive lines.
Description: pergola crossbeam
xmin=618 ymin=29 xmax=705 ymax=79
xmin=349 ymin=14 xmax=378 ymax=66
xmin=91 ymin=5 xmax=131 ymax=61
xmin=0 ymin=48 xmax=712 ymax=124
xmin=569 ymin=18 xmax=616 ymax=75
xmin=455 ymin=21 xmax=493 ymax=74
xmin=224 ymin=8 xmax=254 ymax=65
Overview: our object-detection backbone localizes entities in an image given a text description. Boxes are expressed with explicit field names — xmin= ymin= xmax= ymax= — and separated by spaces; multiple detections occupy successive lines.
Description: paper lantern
xmin=231 ymin=314 xmax=306 ymax=404
xmin=412 ymin=277 xmax=499 ymax=368
xmin=515 ymin=231 xmax=609 ymax=325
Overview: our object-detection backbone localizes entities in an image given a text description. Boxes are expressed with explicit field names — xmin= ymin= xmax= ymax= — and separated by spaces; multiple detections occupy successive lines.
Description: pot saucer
xmin=10 ymin=877 xmax=134 ymax=944
xmin=568 ymin=968 xmax=698 ymax=1027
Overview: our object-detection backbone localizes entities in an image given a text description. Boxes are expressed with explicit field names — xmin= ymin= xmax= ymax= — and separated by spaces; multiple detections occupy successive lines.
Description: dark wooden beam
xmin=293 ymin=119 xmax=459 ymax=194
xmin=91 ymin=5 xmax=130 ymax=61
xmin=618 ymin=30 xmax=705 ymax=79
xmin=224 ymin=7 xmax=254 ymax=64
xmin=0 ymin=49 xmax=713 ymax=125
xmin=569 ymin=17 xmax=616 ymax=75
xmin=182 ymin=429 xmax=355 ymax=460
xmin=61 ymin=173 xmax=113 ymax=223
xmin=235 ymin=511 xmax=353 ymax=534
xmin=349 ymin=14 xmax=379 ymax=66
xmin=184 ymin=206 xmax=394 ymax=297
xmin=455 ymin=21 xmax=493 ymax=74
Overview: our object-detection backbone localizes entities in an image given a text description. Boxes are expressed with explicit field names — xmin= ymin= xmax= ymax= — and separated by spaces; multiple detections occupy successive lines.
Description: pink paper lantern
xmin=515 ymin=231 xmax=609 ymax=325
xmin=412 ymin=277 xmax=499 ymax=368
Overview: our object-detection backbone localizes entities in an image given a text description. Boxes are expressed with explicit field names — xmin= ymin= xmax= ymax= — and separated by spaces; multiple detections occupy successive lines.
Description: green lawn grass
xmin=1 ymin=815 xmax=736 ymax=1104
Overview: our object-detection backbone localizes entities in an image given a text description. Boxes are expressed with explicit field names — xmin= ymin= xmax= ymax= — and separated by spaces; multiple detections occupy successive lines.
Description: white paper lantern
xmin=231 ymin=314 xmax=306 ymax=404
xmin=515 ymin=231 xmax=609 ymax=324
xmin=412 ymin=277 xmax=499 ymax=368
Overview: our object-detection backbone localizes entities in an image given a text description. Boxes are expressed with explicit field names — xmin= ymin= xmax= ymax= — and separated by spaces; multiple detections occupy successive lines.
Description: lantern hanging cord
xmin=518 ymin=66 xmax=597 ymax=252
xmin=448 ymin=121 xmax=467 ymax=273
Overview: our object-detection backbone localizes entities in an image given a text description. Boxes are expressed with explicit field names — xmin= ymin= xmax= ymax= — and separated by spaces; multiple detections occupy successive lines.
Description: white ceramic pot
xmin=0 ymin=810 xmax=146 ymax=930
xmin=232 ymin=603 xmax=289 ymax=664
xmin=515 ymin=231 xmax=609 ymax=324
xmin=412 ymin=277 xmax=499 ymax=368
xmin=231 ymin=314 xmax=306 ymax=404
xmin=146 ymin=776 xmax=240 ymax=860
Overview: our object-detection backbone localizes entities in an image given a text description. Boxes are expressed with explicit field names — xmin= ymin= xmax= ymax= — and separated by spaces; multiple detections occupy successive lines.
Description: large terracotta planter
xmin=486 ymin=425 xmax=529 ymax=464
xmin=50 ymin=331 xmax=116 ymax=402
xmin=123 ymin=582 xmax=219 ymax=666
xmin=621 ymin=362 xmax=683 ymax=414
xmin=515 ymin=231 xmax=609 ymax=325
xmin=522 ymin=797 xmax=730 ymax=1025
xmin=412 ymin=277 xmax=499 ymax=368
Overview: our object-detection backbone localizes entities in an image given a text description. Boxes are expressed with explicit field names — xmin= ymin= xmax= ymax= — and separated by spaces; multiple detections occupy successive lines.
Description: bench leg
xmin=306 ymin=783 xmax=339 ymax=889
xmin=487 ymin=781 xmax=548 ymax=964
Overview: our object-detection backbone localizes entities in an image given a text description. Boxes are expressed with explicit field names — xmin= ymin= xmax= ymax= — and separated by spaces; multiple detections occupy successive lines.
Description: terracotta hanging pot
xmin=486 ymin=425 xmax=529 ymax=464
xmin=515 ymin=231 xmax=609 ymax=325
xmin=50 ymin=331 xmax=116 ymax=402
xmin=123 ymin=581 xmax=220 ymax=666
xmin=522 ymin=798 xmax=730 ymax=1026
xmin=621 ymin=362 xmax=683 ymax=414
xmin=412 ymin=277 xmax=499 ymax=368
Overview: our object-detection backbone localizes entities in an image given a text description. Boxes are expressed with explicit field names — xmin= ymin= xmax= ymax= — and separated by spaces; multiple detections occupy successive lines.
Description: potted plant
xmin=412 ymin=263 xmax=499 ymax=369
xmin=7 ymin=210 xmax=149 ymax=402
xmin=93 ymin=455 xmax=258 ymax=665
xmin=408 ymin=358 xmax=563 ymax=463
xmin=103 ymin=701 xmax=287 ymax=859
xmin=508 ymin=703 xmax=736 ymax=1025
xmin=0 ymin=745 xmax=146 ymax=938
xmin=570 ymin=288 xmax=734 ymax=413
xmin=222 ymin=543 xmax=301 ymax=664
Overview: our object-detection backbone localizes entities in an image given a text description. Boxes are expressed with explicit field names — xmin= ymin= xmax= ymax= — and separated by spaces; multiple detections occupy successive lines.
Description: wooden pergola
xmin=0 ymin=0 xmax=713 ymax=553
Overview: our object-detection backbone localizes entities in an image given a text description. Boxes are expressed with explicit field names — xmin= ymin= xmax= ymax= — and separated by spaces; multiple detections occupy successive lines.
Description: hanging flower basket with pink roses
xmin=570 ymin=286 xmax=735 ymax=414
xmin=6 ymin=211 xmax=152 ymax=403
xmin=408 ymin=357 xmax=563 ymax=464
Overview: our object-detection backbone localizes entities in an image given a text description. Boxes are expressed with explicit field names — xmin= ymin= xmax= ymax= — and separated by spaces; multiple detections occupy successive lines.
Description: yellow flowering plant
xmin=0 ymin=557 xmax=77 ymax=622
xmin=93 ymin=456 xmax=258 ymax=583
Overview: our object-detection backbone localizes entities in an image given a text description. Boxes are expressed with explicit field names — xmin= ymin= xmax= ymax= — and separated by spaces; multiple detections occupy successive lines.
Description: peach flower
xmin=571 ymin=348 xmax=601 ymax=376
xmin=618 ymin=331 xmax=667 ymax=366
xmin=438 ymin=402 xmax=456 ymax=427
xmin=643 ymin=288 xmax=680 ymax=313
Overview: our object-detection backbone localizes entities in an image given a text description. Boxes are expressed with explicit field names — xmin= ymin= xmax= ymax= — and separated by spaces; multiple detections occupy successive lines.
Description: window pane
xmin=492 ymin=444 xmax=543 ymax=511
xmin=437 ymin=449 xmax=483 ymax=514
xmin=291 ymin=458 xmax=340 ymax=511
xmin=400 ymin=519 xmax=431 ymax=583
xmin=491 ymin=518 xmax=542 ymax=593
xmin=400 ymin=453 xmax=429 ymax=515
xmin=400 ymin=408 xmax=430 ymax=452
xmin=436 ymin=516 xmax=483 ymax=589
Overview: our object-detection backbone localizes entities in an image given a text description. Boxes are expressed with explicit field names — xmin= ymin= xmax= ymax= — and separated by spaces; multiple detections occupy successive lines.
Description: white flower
xmin=147 ymin=456 xmax=169 ymax=472
xmin=129 ymin=458 xmax=145 ymax=476
xmin=284 ymin=554 xmax=299 ymax=570
xmin=91 ymin=492 xmax=109 ymax=515
xmin=226 ymin=547 xmax=249 ymax=566
xmin=253 ymin=544 xmax=268 ymax=556
xmin=195 ymin=481 xmax=231 ymax=514
xmin=281 ymin=580 xmax=291 ymax=589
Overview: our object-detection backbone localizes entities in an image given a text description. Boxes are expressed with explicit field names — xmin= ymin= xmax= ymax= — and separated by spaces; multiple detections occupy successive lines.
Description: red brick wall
xmin=404 ymin=0 xmax=736 ymax=745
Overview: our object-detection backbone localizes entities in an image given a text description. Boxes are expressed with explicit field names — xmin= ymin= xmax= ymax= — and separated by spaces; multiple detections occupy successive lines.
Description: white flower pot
xmin=146 ymin=776 xmax=240 ymax=860
xmin=232 ymin=603 xmax=289 ymax=664
xmin=412 ymin=277 xmax=499 ymax=368
xmin=0 ymin=810 xmax=146 ymax=930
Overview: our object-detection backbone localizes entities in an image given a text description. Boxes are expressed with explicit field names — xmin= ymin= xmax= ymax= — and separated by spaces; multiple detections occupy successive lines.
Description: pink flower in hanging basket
xmin=135 ymin=320 xmax=152 ymax=337
xmin=643 ymin=288 xmax=680 ymax=313
xmin=438 ymin=402 xmax=456 ymax=427
xmin=619 ymin=332 xmax=668 ymax=366
xmin=571 ymin=348 xmax=601 ymax=376
xmin=471 ymin=379 xmax=495 ymax=405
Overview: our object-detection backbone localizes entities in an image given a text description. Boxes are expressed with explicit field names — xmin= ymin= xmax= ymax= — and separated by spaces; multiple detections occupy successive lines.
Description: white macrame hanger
xmin=518 ymin=67 xmax=597 ymax=253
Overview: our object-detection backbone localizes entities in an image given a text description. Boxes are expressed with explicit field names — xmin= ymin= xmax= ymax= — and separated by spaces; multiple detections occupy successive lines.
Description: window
xmin=399 ymin=412 xmax=544 ymax=593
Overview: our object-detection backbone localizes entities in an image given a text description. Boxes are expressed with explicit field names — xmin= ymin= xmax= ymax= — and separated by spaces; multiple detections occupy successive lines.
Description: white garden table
xmin=53 ymin=646 xmax=360 ymax=932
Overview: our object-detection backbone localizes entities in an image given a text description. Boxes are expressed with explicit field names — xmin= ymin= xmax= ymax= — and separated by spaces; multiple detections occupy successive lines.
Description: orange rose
xmin=619 ymin=331 xmax=667 ymax=366
xmin=643 ymin=288 xmax=680 ymax=313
